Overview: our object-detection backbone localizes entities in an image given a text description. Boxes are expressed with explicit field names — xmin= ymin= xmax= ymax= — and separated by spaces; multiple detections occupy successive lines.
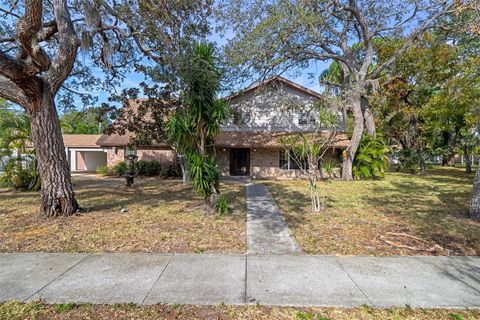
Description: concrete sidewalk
xmin=246 ymin=184 xmax=301 ymax=254
xmin=1 ymin=253 xmax=479 ymax=308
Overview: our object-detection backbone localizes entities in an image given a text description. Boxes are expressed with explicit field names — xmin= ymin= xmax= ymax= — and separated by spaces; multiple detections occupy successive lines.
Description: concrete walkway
xmin=1 ymin=253 xmax=479 ymax=308
xmin=246 ymin=183 xmax=301 ymax=254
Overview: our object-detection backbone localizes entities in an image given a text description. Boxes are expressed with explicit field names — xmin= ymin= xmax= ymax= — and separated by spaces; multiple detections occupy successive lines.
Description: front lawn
xmin=0 ymin=177 xmax=245 ymax=253
xmin=266 ymin=167 xmax=480 ymax=255
xmin=1 ymin=301 xmax=479 ymax=320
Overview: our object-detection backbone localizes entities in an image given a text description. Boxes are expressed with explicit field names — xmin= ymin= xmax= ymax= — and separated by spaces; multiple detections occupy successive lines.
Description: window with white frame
xmin=279 ymin=150 xmax=309 ymax=170
xmin=298 ymin=111 xmax=316 ymax=126
xmin=233 ymin=110 xmax=250 ymax=126
xmin=298 ymin=111 xmax=308 ymax=125
xmin=233 ymin=110 xmax=242 ymax=126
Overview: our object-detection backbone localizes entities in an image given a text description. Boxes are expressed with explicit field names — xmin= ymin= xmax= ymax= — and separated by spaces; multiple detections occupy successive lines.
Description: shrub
xmin=136 ymin=160 xmax=161 ymax=176
xmin=96 ymin=164 xmax=112 ymax=176
xmin=112 ymin=161 xmax=128 ymax=177
xmin=352 ymin=135 xmax=389 ymax=180
xmin=320 ymin=159 xmax=338 ymax=179
xmin=1 ymin=156 xmax=40 ymax=191
xmin=160 ymin=161 xmax=182 ymax=178
xmin=188 ymin=153 xmax=219 ymax=198
xmin=97 ymin=160 xmax=182 ymax=178
xmin=398 ymin=148 xmax=419 ymax=173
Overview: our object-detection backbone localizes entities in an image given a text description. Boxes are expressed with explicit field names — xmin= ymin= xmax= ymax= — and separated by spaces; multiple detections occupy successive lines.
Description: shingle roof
xmin=95 ymin=132 xmax=134 ymax=147
xmin=224 ymin=76 xmax=324 ymax=101
xmin=96 ymin=99 xmax=172 ymax=148
xmin=214 ymin=131 xmax=349 ymax=149
xmin=62 ymin=134 xmax=103 ymax=147
xmin=95 ymin=132 xmax=169 ymax=148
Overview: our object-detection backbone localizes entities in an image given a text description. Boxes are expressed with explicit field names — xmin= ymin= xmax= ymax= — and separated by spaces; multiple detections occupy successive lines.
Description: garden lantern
xmin=125 ymin=154 xmax=138 ymax=187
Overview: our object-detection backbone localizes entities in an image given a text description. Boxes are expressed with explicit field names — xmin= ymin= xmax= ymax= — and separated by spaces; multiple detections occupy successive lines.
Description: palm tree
xmin=169 ymin=41 xmax=229 ymax=211
xmin=0 ymin=103 xmax=40 ymax=190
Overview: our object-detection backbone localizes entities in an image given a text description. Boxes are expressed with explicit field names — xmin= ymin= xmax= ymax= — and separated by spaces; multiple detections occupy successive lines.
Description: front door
xmin=230 ymin=148 xmax=250 ymax=176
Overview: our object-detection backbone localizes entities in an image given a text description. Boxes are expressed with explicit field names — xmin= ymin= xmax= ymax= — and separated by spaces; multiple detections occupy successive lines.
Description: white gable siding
xmin=223 ymin=83 xmax=344 ymax=132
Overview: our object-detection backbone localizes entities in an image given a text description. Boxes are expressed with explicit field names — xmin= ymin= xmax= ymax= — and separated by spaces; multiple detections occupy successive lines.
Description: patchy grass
xmin=1 ymin=301 xmax=479 ymax=320
xmin=265 ymin=167 xmax=480 ymax=256
xmin=0 ymin=176 xmax=245 ymax=253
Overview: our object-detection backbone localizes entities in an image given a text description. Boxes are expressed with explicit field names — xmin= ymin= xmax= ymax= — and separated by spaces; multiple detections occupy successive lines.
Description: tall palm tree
xmin=168 ymin=41 xmax=229 ymax=211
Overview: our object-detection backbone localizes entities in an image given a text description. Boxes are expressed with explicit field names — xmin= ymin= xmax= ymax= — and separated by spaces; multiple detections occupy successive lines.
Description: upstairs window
xmin=298 ymin=111 xmax=317 ymax=126
xmin=233 ymin=110 xmax=242 ymax=126
xmin=233 ymin=110 xmax=250 ymax=126
xmin=298 ymin=112 xmax=308 ymax=125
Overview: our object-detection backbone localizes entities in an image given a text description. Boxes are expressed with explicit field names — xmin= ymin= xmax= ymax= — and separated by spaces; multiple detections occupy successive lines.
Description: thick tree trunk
xmin=27 ymin=88 xmax=79 ymax=217
xmin=464 ymin=145 xmax=472 ymax=174
xmin=443 ymin=131 xmax=458 ymax=166
xmin=470 ymin=165 xmax=480 ymax=220
xmin=361 ymin=96 xmax=376 ymax=137
xmin=342 ymin=96 xmax=364 ymax=180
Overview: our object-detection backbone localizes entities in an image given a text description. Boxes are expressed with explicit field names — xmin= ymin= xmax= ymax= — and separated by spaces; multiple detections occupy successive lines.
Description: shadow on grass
xmin=0 ymin=177 xmax=196 ymax=216
xmin=75 ymin=179 xmax=196 ymax=213
xmin=362 ymin=168 xmax=479 ymax=255
xmin=264 ymin=180 xmax=336 ymax=230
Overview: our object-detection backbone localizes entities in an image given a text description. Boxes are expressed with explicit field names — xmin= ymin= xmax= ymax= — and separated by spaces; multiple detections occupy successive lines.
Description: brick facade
xmin=216 ymin=147 xmax=341 ymax=179
xmin=105 ymin=146 xmax=340 ymax=179
xmin=105 ymin=147 xmax=176 ymax=166
xmin=106 ymin=147 xmax=124 ymax=165
xmin=137 ymin=149 xmax=176 ymax=163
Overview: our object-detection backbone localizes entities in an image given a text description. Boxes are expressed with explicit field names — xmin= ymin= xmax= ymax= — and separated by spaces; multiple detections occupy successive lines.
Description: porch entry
xmin=230 ymin=148 xmax=250 ymax=176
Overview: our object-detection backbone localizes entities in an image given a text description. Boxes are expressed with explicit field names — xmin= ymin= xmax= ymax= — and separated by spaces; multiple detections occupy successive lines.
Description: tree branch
xmin=0 ymin=50 xmax=35 ymax=81
xmin=0 ymin=75 xmax=28 ymax=106
xmin=15 ymin=0 xmax=51 ymax=74
xmin=370 ymin=1 xmax=454 ymax=79
xmin=0 ymin=6 xmax=20 ymax=18
xmin=46 ymin=0 xmax=79 ymax=94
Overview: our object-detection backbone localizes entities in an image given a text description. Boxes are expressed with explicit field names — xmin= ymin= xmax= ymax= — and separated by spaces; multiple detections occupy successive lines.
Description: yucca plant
xmin=187 ymin=153 xmax=220 ymax=199
xmin=168 ymin=41 xmax=228 ymax=212
xmin=352 ymin=135 xmax=389 ymax=180
xmin=320 ymin=159 xmax=339 ymax=179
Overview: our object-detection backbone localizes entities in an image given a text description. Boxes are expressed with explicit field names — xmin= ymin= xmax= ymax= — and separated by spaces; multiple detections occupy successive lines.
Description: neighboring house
xmin=63 ymin=135 xmax=107 ymax=172
xmin=63 ymin=76 xmax=349 ymax=176
xmin=95 ymin=133 xmax=175 ymax=168
xmin=0 ymin=150 xmax=17 ymax=172
xmin=63 ymin=133 xmax=174 ymax=172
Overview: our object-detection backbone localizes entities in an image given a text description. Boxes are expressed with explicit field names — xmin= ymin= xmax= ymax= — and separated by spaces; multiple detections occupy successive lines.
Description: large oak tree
xmin=0 ymin=0 xmax=209 ymax=217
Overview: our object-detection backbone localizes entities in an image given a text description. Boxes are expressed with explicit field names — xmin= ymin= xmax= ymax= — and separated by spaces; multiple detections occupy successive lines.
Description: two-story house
xmin=63 ymin=76 xmax=349 ymax=177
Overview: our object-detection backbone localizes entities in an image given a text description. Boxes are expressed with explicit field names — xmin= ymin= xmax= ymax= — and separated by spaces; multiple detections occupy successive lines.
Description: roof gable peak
xmin=225 ymin=76 xmax=323 ymax=101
